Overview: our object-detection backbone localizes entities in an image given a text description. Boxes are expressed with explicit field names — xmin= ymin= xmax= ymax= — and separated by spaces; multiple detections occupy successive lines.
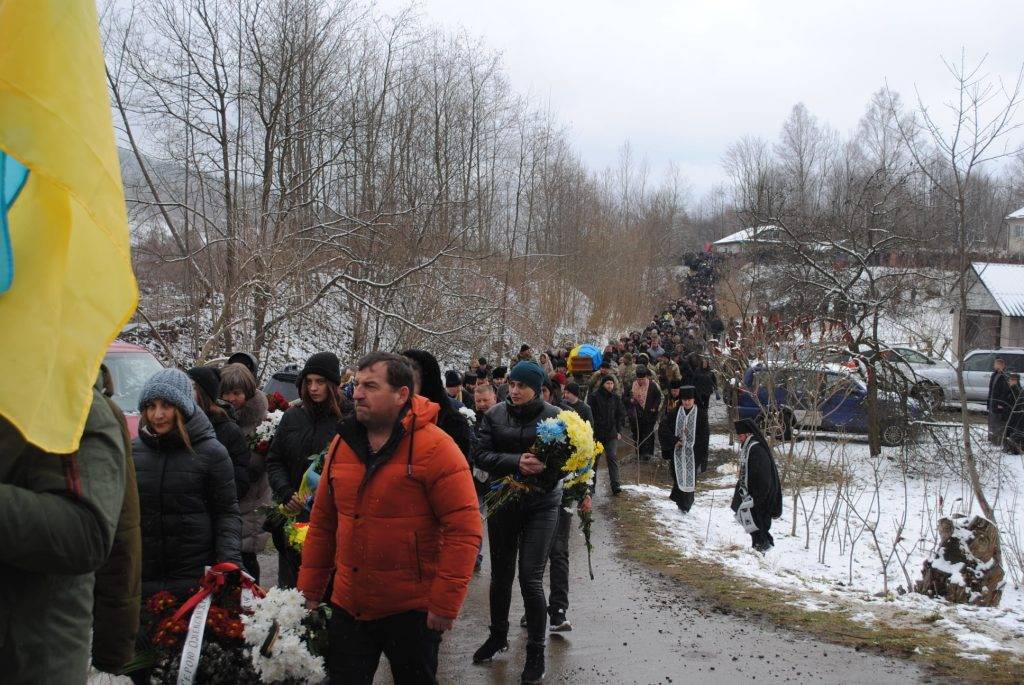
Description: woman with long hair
xmin=187 ymin=366 xmax=250 ymax=501
xmin=219 ymin=362 xmax=272 ymax=584
xmin=133 ymin=369 xmax=242 ymax=597
xmin=402 ymin=349 xmax=473 ymax=460
xmin=266 ymin=352 xmax=344 ymax=588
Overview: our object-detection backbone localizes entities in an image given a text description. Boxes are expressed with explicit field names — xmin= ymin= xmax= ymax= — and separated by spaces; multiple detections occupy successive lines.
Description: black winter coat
xmin=437 ymin=398 xmax=474 ymax=464
xmin=730 ymin=437 xmax=783 ymax=531
xmin=266 ymin=403 xmax=339 ymax=503
xmin=589 ymin=387 xmax=625 ymax=442
xmin=564 ymin=398 xmax=593 ymax=425
xmin=475 ymin=397 xmax=562 ymax=501
xmin=133 ymin=410 xmax=242 ymax=597
xmin=209 ymin=410 xmax=251 ymax=501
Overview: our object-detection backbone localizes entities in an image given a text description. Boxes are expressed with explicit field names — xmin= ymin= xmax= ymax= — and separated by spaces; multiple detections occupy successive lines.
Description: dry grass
xmin=608 ymin=492 xmax=1024 ymax=684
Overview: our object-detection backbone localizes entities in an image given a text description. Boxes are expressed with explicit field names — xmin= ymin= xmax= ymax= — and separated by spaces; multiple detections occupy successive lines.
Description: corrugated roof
xmin=712 ymin=225 xmax=780 ymax=245
xmin=1007 ymin=206 xmax=1024 ymax=220
xmin=973 ymin=262 xmax=1024 ymax=317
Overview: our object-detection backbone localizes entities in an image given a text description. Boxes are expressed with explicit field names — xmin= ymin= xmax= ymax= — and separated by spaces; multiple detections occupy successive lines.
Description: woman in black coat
xmin=629 ymin=366 xmax=662 ymax=461
xmin=402 ymin=348 xmax=474 ymax=461
xmin=188 ymin=366 xmax=250 ymax=501
xmin=266 ymin=352 xmax=343 ymax=588
xmin=133 ymin=369 xmax=242 ymax=597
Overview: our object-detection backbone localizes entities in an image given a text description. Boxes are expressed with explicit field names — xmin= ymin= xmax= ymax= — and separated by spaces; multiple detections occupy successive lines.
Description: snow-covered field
xmin=625 ymin=425 xmax=1024 ymax=662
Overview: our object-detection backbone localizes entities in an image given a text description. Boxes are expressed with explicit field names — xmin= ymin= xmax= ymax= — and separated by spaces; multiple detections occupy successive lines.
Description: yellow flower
xmin=557 ymin=410 xmax=598 ymax=475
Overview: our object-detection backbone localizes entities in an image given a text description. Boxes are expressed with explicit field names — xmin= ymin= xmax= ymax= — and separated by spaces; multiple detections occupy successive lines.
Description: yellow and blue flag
xmin=0 ymin=0 xmax=139 ymax=453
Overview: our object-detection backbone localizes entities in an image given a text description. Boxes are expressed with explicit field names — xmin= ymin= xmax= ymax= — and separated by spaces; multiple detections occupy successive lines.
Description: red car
xmin=103 ymin=341 xmax=165 ymax=438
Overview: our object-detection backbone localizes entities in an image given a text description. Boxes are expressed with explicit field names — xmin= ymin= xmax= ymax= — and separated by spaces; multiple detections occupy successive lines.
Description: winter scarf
xmin=632 ymin=378 xmax=650 ymax=409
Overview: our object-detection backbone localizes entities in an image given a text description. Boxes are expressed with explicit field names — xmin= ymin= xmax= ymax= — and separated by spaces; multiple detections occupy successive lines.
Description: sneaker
xmin=549 ymin=611 xmax=572 ymax=632
xmin=472 ymin=633 xmax=509 ymax=664
xmin=520 ymin=645 xmax=546 ymax=684
xmin=519 ymin=614 xmax=528 ymax=628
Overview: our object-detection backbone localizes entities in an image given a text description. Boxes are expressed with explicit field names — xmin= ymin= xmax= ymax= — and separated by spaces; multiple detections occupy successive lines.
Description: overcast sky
xmin=377 ymin=0 xmax=1024 ymax=198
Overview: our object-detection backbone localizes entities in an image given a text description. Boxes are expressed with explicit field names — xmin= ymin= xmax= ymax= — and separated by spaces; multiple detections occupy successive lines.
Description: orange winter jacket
xmin=298 ymin=395 xmax=482 ymax=621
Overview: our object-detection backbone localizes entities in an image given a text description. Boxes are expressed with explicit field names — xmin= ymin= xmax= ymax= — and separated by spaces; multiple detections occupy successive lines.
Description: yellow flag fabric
xmin=0 ymin=0 xmax=138 ymax=453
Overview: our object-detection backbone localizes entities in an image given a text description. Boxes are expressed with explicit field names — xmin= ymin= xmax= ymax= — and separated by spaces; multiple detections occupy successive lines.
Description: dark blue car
xmin=736 ymin=364 xmax=923 ymax=446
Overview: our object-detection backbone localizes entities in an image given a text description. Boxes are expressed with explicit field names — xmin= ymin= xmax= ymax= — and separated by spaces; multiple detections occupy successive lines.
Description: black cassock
xmin=731 ymin=436 xmax=782 ymax=551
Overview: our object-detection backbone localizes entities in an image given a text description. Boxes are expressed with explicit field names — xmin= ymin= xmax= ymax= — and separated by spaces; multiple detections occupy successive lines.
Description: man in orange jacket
xmin=299 ymin=351 xmax=482 ymax=684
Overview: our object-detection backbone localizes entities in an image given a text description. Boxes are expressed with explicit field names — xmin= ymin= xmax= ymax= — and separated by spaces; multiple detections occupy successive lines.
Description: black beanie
xmin=227 ymin=351 xmax=258 ymax=378
xmin=734 ymin=418 xmax=758 ymax=435
xmin=187 ymin=366 xmax=221 ymax=403
xmin=492 ymin=366 xmax=508 ymax=379
xmin=444 ymin=370 xmax=463 ymax=388
xmin=670 ymin=379 xmax=684 ymax=390
xmin=679 ymin=384 xmax=695 ymax=399
xmin=565 ymin=382 xmax=581 ymax=396
xmin=298 ymin=351 xmax=341 ymax=387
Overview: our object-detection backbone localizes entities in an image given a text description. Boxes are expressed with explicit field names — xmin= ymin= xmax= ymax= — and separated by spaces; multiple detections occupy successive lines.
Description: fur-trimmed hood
xmin=235 ymin=391 xmax=269 ymax=436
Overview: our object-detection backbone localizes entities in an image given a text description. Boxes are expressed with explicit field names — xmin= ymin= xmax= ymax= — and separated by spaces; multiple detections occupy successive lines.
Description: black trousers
xmin=241 ymin=552 xmax=260 ymax=585
xmin=327 ymin=607 xmax=441 ymax=684
xmin=636 ymin=414 xmax=657 ymax=458
xmin=547 ymin=507 xmax=573 ymax=618
xmin=667 ymin=459 xmax=694 ymax=513
xmin=487 ymin=492 xmax=560 ymax=647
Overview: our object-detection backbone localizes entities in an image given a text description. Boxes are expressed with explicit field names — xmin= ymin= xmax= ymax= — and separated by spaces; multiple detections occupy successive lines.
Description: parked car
xmin=737 ymin=363 xmax=924 ymax=446
xmin=874 ymin=348 xmax=1024 ymax=405
xmin=263 ymin=362 xmax=301 ymax=404
xmin=848 ymin=346 xmax=954 ymax=412
xmin=103 ymin=341 xmax=165 ymax=438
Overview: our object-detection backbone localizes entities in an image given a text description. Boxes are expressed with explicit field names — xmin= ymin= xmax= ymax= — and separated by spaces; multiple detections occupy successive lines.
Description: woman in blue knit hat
xmin=132 ymin=368 xmax=242 ymax=598
xmin=473 ymin=360 xmax=561 ymax=684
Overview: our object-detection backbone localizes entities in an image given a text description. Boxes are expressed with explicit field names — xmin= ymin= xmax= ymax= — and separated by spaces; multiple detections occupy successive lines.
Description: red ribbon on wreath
xmin=170 ymin=562 xmax=266 ymax=624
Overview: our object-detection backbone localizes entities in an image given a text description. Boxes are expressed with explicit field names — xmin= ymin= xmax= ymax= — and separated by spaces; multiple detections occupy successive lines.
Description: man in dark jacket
xmin=562 ymin=382 xmax=593 ymax=425
xmin=731 ymin=419 xmax=782 ymax=553
xmin=473 ymin=361 xmax=561 ymax=683
xmin=0 ymin=375 xmax=127 ymax=683
xmin=589 ymin=375 xmax=625 ymax=495
xmin=988 ymin=356 xmax=1011 ymax=445
xmin=93 ymin=369 xmax=142 ymax=675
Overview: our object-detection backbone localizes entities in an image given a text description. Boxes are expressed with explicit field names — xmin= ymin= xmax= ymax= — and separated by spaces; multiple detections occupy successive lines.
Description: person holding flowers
xmin=219 ymin=362 xmax=272 ymax=584
xmin=133 ymin=369 xmax=242 ymax=598
xmin=266 ymin=352 xmax=344 ymax=588
xmin=473 ymin=360 xmax=563 ymax=684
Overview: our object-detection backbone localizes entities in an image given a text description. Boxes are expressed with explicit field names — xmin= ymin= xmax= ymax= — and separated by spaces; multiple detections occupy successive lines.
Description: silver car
xmin=890 ymin=347 xmax=1024 ymax=406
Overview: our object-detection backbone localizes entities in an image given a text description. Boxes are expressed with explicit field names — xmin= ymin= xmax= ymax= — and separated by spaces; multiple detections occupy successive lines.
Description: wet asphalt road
xmin=261 ymin=487 xmax=934 ymax=684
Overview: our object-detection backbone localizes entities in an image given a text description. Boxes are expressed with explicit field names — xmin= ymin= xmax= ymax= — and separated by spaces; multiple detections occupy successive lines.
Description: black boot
xmin=521 ymin=644 xmax=545 ymax=684
xmin=472 ymin=632 xmax=509 ymax=664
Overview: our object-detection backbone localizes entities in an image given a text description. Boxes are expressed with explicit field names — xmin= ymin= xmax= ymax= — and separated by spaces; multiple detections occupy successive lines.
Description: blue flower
xmin=536 ymin=418 xmax=567 ymax=444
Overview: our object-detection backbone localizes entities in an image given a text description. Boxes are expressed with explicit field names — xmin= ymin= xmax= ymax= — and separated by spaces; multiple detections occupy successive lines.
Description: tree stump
xmin=915 ymin=514 xmax=1004 ymax=607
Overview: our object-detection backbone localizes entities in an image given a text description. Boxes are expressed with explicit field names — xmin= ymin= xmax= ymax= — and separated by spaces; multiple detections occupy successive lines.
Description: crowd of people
xmin=3 ymin=283 xmax=785 ymax=684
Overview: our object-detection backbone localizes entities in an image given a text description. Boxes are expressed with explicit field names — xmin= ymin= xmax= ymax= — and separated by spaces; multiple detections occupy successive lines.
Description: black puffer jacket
xmin=209 ymin=409 xmax=251 ymax=501
xmin=475 ymin=396 xmax=562 ymax=501
xmin=266 ymin=403 xmax=339 ymax=503
xmin=133 ymin=410 xmax=242 ymax=597
xmin=589 ymin=385 xmax=626 ymax=443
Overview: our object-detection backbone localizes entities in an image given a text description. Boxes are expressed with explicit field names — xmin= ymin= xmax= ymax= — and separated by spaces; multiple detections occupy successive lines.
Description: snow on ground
xmin=625 ymin=423 xmax=1024 ymax=660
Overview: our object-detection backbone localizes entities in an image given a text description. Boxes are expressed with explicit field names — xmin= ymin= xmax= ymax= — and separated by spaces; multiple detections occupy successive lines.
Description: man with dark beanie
xmin=731 ymin=419 xmax=782 ymax=553
xmin=492 ymin=366 xmax=509 ymax=402
xmin=473 ymin=360 xmax=561 ymax=683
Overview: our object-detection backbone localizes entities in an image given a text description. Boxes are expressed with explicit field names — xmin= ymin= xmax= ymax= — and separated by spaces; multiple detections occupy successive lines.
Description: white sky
xmin=377 ymin=0 xmax=1024 ymax=197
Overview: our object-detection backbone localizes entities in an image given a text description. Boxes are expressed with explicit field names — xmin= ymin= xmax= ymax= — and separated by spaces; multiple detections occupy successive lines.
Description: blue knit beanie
xmin=139 ymin=368 xmax=197 ymax=418
xmin=508 ymin=361 xmax=547 ymax=396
